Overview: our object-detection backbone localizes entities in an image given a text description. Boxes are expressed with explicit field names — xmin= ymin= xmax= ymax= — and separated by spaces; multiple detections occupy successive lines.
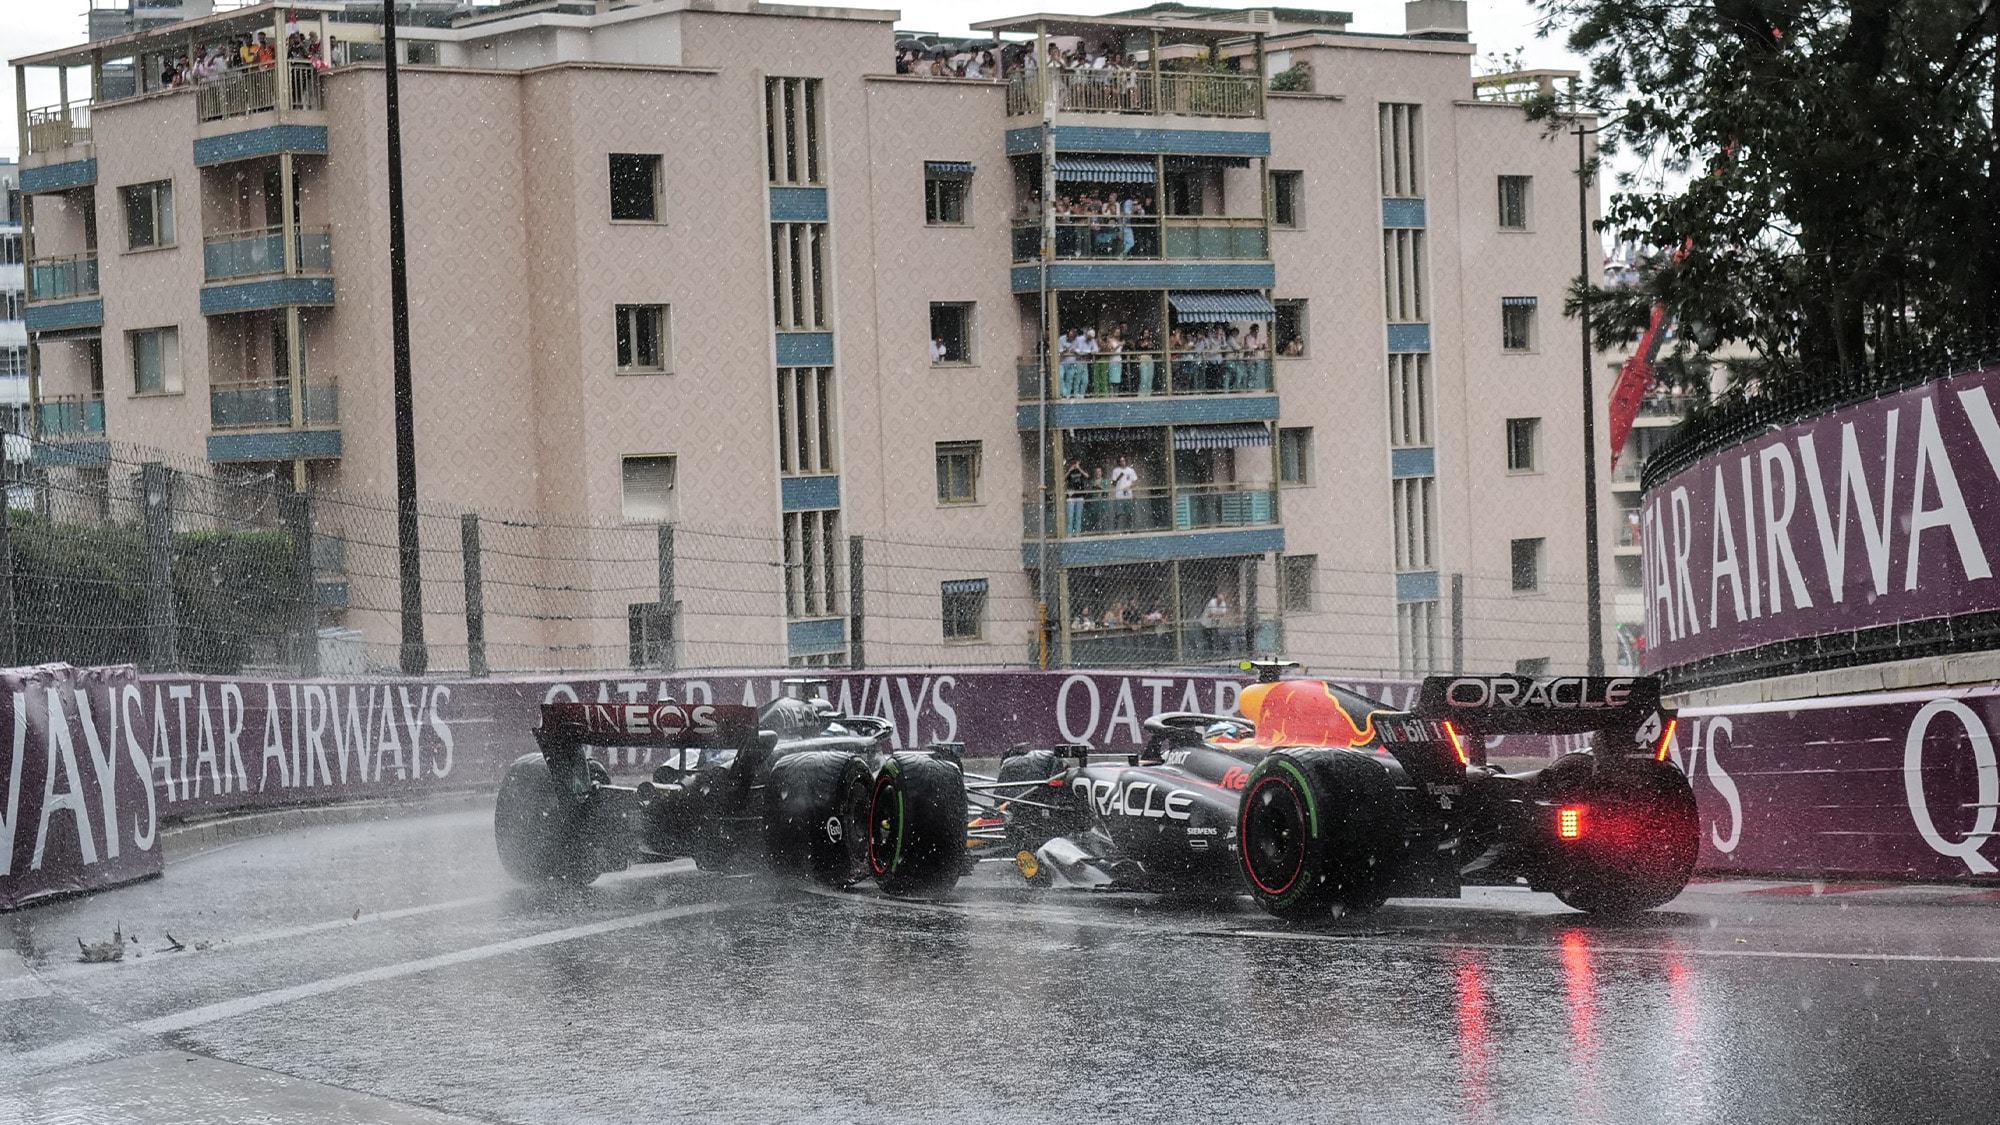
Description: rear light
xmin=1046 ymin=777 xmax=1065 ymax=787
xmin=1557 ymin=806 xmax=1584 ymax=840
xmin=1442 ymin=720 xmax=1469 ymax=766
xmin=1654 ymin=717 xmax=1679 ymax=762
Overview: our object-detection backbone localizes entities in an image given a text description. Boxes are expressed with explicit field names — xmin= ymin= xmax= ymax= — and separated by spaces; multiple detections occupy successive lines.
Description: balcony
xmin=1024 ymin=482 xmax=1278 ymax=539
xmin=27 ymin=254 xmax=100 ymax=302
xmin=196 ymin=63 xmax=323 ymax=124
xmin=1017 ymin=351 xmax=1273 ymax=400
xmin=204 ymin=225 xmax=333 ymax=281
xmin=36 ymin=394 xmax=105 ymax=438
xmin=1007 ymin=69 xmax=1263 ymax=119
xmin=210 ymin=380 xmax=339 ymax=429
xmin=23 ymin=102 xmax=92 ymax=157
xmin=1012 ymin=216 xmax=1269 ymax=262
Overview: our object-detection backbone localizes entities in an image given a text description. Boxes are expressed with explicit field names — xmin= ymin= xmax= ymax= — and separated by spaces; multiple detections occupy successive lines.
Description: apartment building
xmin=1 ymin=160 xmax=24 ymax=433
xmin=11 ymin=0 xmax=1611 ymax=675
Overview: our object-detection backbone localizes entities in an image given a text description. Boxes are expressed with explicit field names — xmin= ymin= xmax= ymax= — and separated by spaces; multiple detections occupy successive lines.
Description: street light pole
xmin=1576 ymin=115 xmax=1604 ymax=677
xmin=384 ymin=1 xmax=427 ymax=674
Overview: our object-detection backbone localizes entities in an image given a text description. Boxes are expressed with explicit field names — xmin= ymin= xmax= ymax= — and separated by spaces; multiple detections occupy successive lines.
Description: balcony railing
xmin=1012 ymin=216 xmax=1268 ymax=262
xmin=27 ymin=254 xmax=100 ymax=302
xmin=1068 ymin=624 xmax=1253 ymax=667
xmin=196 ymin=62 xmax=322 ymax=123
xmin=1615 ymin=514 xmax=1643 ymax=548
xmin=1024 ymin=482 xmax=1278 ymax=539
xmin=204 ymin=225 xmax=334 ymax=281
xmin=209 ymin=380 xmax=339 ymax=428
xmin=24 ymin=103 xmax=92 ymax=156
xmin=1636 ymin=391 xmax=1698 ymax=419
xmin=36 ymin=394 xmax=106 ymax=438
xmin=1018 ymin=351 xmax=1275 ymax=399
xmin=1006 ymin=69 xmax=1263 ymax=118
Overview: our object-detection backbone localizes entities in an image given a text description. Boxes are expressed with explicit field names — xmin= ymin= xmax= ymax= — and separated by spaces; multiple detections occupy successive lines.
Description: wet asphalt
xmin=5 ymin=807 xmax=2000 ymax=1124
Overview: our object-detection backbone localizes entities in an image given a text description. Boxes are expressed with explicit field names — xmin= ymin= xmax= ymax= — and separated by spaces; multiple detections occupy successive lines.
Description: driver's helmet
xmin=760 ymin=696 xmax=831 ymax=742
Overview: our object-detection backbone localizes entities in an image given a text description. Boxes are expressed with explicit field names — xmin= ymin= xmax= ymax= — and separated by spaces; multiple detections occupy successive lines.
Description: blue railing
xmin=36 ymin=394 xmax=105 ymax=437
xmin=204 ymin=226 xmax=333 ymax=281
xmin=209 ymin=381 xmax=338 ymax=428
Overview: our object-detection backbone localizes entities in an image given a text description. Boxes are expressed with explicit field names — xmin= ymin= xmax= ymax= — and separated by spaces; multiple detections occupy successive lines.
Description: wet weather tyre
xmin=1542 ymin=761 xmax=1699 ymax=915
xmin=765 ymin=750 xmax=873 ymax=888
xmin=1238 ymin=748 xmax=1400 ymax=921
xmin=868 ymin=752 xmax=968 ymax=896
xmin=494 ymin=753 xmax=609 ymax=886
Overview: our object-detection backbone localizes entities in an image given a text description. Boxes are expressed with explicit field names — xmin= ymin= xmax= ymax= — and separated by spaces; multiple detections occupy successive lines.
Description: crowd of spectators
xmin=893 ymin=39 xmax=1145 ymax=81
xmin=158 ymin=29 xmax=328 ymax=89
xmin=1052 ymin=321 xmax=1273 ymax=397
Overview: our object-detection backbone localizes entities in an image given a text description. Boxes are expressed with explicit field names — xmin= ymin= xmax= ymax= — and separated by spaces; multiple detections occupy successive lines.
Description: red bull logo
xmin=1231 ymin=680 xmax=1380 ymax=748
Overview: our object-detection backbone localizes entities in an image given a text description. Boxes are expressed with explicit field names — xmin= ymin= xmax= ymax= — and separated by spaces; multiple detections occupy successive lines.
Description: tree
xmin=1530 ymin=0 xmax=2000 ymax=396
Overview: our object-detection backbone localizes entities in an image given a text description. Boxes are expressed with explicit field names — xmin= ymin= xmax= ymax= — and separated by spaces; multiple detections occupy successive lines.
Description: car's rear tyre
xmin=495 ymin=753 xmax=609 ymax=886
xmin=1542 ymin=760 xmax=1699 ymax=915
xmin=765 ymin=750 xmax=873 ymax=888
xmin=1238 ymin=747 xmax=1400 ymax=921
xmin=867 ymin=752 xmax=967 ymax=896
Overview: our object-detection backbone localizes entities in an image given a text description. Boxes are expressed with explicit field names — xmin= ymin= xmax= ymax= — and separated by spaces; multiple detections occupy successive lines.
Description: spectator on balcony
xmin=1065 ymin=459 xmax=1089 ymax=535
xmin=1088 ymin=465 xmax=1110 ymax=532
xmin=1110 ymin=456 xmax=1138 ymax=530
xmin=1103 ymin=328 xmax=1125 ymax=394
xmin=1200 ymin=592 xmax=1229 ymax=654
xmin=1134 ymin=329 xmax=1159 ymax=395
xmin=1080 ymin=329 xmax=1105 ymax=396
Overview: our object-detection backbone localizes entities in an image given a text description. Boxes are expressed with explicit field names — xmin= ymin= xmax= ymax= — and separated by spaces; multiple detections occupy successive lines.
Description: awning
xmin=1063 ymin=426 xmax=1159 ymax=445
xmin=941 ymin=578 xmax=989 ymax=596
xmin=1164 ymin=155 xmax=1252 ymax=170
xmin=1168 ymin=292 xmax=1276 ymax=322
xmin=925 ymin=161 xmax=976 ymax=180
xmin=1174 ymin=423 xmax=1272 ymax=451
xmin=1054 ymin=157 xmax=1157 ymax=184
xmin=1502 ymin=296 xmax=1540 ymax=307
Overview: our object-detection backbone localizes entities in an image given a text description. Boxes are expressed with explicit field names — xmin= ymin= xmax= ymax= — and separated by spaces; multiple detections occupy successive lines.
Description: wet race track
xmin=5 ymin=806 xmax=2000 ymax=1124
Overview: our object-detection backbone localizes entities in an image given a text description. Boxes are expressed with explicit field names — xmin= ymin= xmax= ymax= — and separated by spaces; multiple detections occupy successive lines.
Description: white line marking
xmin=131 ymin=901 xmax=731 ymax=1036
xmin=1219 ymin=930 xmax=2000 ymax=965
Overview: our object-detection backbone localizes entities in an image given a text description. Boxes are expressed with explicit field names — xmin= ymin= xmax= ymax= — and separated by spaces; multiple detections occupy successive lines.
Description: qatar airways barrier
xmin=1640 ymin=363 xmax=2000 ymax=668
xmin=7 ymin=664 xmax=2000 ymax=909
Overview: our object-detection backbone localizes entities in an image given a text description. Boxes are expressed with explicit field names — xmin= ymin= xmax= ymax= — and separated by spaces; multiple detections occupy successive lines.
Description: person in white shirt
xmin=1059 ymin=329 xmax=1083 ymax=396
xmin=1200 ymin=592 xmax=1229 ymax=654
xmin=932 ymin=337 xmax=949 ymax=364
xmin=1109 ymin=456 xmax=1138 ymax=530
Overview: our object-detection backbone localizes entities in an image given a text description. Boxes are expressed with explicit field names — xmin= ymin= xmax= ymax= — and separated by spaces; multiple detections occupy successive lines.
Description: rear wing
xmin=535 ymin=702 xmax=764 ymax=752
xmin=1408 ymin=675 xmax=1676 ymax=764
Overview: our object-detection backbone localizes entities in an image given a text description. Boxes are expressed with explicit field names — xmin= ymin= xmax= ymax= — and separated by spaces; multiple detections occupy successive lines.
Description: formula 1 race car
xmin=968 ymin=668 xmax=1698 ymax=919
xmin=493 ymin=692 xmax=968 ymax=895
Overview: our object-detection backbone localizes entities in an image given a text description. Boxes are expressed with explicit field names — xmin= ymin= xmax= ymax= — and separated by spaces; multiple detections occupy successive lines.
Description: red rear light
xmin=1442 ymin=720 xmax=1469 ymax=766
xmin=1046 ymin=777 xmax=1064 ymax=787
xmin=1557 ymin=806 xmax=1584 ymax=840
xmin=1654 ymin=717 xmax=1679 ymax=762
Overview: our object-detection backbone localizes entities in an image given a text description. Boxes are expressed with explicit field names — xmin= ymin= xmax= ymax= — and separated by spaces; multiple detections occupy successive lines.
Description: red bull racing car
xmin=967 ymin=668 xmax=1698 ymax=919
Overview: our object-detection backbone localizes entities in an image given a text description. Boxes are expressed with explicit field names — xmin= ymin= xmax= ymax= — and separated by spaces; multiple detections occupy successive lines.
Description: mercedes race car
xmin=493 ymin=692 xmax=968 ymax=895
xmin=967 ymin=669 xmax=1699 ymax=919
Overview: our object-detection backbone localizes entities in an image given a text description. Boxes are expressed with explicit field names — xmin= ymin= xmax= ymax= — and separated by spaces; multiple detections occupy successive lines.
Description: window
xmin=1498 ymin=175 xmax=1531 ymax=230
xmin=1514 ymin=656 xmax=1550 ymax=677
xmin=1397 ymin=600 xmax=1439 ymax=675
xmin=782 ymin=509 xmax=843 ymax=618
xmin=1281 ymin=555 xmax=1317 ymax=614
xmin=935 ymin=440 xmax=981 ymax=504
xmin=130 ymin=326 xmax=181 ymax=394
xmin=925 ymin=162 xmax=971 ymax=225
xmin=1383 ymin=229 xmax=1426 ymax=322
xmin=770 ymin=222 xmax=828 ymax=329
xmin=1392 ymin=476 xmax=1435 ymax=571
xmin=1270 ymin=170 xmax=1302 ymax=228
xmin=0 ymin=347 xmax=26 ymax=377
xmin=628 ymin=602 xmax=673 ymax=667
xmin=620 ymin=455 xmax=677 ymax=523
xmin=0 ymin=232 xmax=20 ymax=265
xmin=1378 ymin=103 xmax=1424 ymax=197
xmin=1389 ymin=353 xmax=1431 ymax=446
xmin=777 ymin=366 xmax=836 ymax=474
xmin=609 ymin=154 xmax=662 ymax=221
xmin=0 ymin=292 xmax=22 ymax=320
xmin=615 ymin=304 xmax=670 ymax=372
xmin=1511 ymin=537 xmax=1545 ymax=593
xmin=1274 ymin=299 xmax=1308 ymax=357
xmin=1502 ymin=297 xmax=1538 ymax=351
xmin=765 ymin=77 xmax=824 ymax=186
xmin=930 ymin=302 xmax=973 ymax=365
xmin=1278 ymin=427 xmax=1313 ymax=485
xmin=1505 ymin=417 xmax=1540 ymax=472
xmin=120 ymin=180 xmax=174 ymax=250
xmin=941 ymin=578 xmax=987 ymax=640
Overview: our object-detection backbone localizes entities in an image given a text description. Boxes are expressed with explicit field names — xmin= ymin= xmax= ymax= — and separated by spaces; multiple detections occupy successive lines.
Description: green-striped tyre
xmin=1237 ymin=747 xmax=1400 ymax=920
xmin=866 ymin=752 xmax=967 ymax=896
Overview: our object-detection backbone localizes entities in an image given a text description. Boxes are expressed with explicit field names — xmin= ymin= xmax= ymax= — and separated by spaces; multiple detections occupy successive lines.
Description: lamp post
xmin=1574 ymin=111 xmax=1604 ymax=677
xmin=384 ymin=1 xmax=427 ymax=674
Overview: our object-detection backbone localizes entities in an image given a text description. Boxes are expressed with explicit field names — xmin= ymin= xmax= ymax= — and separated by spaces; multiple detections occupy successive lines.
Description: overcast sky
xmin=4 ymin=1 xmax=1585 ymax=160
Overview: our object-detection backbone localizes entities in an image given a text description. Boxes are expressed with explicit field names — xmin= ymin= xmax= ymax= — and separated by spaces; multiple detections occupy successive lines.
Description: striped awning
xmin=1502 ymin=295 xmax=1540 ymax=307
xmin=1168 ymin=292 xmax=1276 ymax=322
xmin=1054 ymin=157 xmax=1157 ymax=184
xmin=1174 ymin=423 xmax=1271 ymax=451
xmin=941 ymin=578 xmax=989 ymax=596
xmin=1063 ymin=426 xmax=1158 ymax=445
xmin=926 ymin=160 xmax=975 ymax=179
